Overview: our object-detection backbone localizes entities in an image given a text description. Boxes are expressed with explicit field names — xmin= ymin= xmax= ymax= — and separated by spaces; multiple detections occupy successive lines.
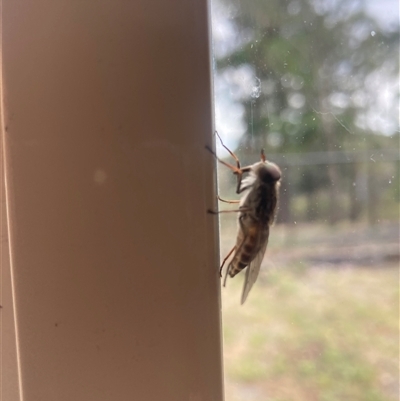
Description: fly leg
xmin=205 ymin=132 xmax=251 ymax=194
xmin=205 ymin=145 xmax=241 ymax=174
xmin=206 ymin=132 xmax=244 ymax=188
xmin=214 ymin=131 xmax=241 ymax=168
xmin=235 ymin=165 xmax=252 ymax=194
xmin=217 ymin=195 xmax=240 ymax=204
xmin=216 ymin=133 xmax=246 ymax=194
xmin=207 ymin=207 xmax=252 ymax=214
xmin=223 ymin=215 xmax=248 ymax=286
xmin=206 ymin=131 xmax=253 ymax=194
xmin=219 ymin=245 xmax=236 ymax=278
xmin=215 ymin=132 xmax=252 ymax=194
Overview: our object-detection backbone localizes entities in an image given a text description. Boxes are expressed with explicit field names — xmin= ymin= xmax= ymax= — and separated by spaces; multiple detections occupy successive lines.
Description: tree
xmin=213 ymin=0 xmax=399 ymax=224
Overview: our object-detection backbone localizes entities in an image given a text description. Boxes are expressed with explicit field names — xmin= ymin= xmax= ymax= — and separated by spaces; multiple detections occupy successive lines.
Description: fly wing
xmin=240 ymin=229 xmax=269 ymax=304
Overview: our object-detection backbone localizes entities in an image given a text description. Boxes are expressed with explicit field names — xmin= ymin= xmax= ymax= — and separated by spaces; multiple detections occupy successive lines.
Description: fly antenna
xmin=261 ymin=149 xmax=266 ymax=162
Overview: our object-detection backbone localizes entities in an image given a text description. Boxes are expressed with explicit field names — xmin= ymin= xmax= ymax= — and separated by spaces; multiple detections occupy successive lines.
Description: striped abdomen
xmin=228 ymin=220 xmax=269 ymax=277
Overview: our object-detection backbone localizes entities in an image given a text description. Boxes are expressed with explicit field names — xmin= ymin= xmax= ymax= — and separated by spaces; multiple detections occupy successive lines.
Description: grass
xmin=220 ymin=223 xmax=399 ymax=401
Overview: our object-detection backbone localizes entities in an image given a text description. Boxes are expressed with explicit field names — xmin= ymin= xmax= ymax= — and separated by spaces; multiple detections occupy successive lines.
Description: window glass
xmin=211 ymin=1 xmax=399 ymax=400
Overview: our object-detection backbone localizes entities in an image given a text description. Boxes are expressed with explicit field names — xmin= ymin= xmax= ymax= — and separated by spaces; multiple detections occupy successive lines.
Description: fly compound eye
xmin=266 ymin=163 xmax=281 ymax=181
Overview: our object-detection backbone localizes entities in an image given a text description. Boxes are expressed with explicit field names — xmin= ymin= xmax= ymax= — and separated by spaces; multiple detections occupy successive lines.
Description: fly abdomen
xmin=228 ymin=230 xmax=259 ymax=277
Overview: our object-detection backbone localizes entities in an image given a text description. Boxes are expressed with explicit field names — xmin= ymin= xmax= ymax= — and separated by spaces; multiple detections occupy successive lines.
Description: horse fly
xmin=207 ymin=133 xmax=281 ymax=304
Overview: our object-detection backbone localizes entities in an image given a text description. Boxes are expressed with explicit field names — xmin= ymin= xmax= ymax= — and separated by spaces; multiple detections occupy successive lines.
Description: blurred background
xmin=209 ymin=0 xmax=399 ymax=400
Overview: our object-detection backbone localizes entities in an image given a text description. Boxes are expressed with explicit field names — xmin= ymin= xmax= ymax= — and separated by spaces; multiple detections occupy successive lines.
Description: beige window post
xmin=1 ymin=0 xmax=223 ymax=400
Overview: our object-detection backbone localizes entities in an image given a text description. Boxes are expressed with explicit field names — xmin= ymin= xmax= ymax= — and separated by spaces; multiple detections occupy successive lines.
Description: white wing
xmin=240 ymin=231 xmax=269 ymax=304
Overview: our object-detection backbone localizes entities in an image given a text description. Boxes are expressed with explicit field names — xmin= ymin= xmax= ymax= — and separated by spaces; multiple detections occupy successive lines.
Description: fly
xmin=207 ymin=132 xmax=281 ymax=304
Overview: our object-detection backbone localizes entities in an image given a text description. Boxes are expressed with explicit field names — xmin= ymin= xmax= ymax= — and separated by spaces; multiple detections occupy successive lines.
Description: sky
xmin=364 ymin=0 xmax=399 ymax=31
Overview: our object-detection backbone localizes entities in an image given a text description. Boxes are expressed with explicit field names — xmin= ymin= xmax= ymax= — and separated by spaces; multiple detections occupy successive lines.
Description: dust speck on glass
xmin=210 ymin=0 xmax=399 ymax=399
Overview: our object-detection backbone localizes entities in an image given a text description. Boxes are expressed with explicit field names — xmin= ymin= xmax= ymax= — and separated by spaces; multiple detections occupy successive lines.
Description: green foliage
xmin=213 ymin=0 xmax=399 ymax=224
xmin=215 ymin=0 xmax=399 ymax=151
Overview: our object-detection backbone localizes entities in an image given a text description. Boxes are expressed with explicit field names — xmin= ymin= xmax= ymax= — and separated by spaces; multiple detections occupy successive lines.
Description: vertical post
xmin=1 ymin=113 xmax=20 ymax=401
xmin=2 ymin=0 xmax=223 ymax=400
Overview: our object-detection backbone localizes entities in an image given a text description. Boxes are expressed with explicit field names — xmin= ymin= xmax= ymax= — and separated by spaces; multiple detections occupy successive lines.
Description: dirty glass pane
xmin=210 ymin=0 xmax=399 ymax=400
